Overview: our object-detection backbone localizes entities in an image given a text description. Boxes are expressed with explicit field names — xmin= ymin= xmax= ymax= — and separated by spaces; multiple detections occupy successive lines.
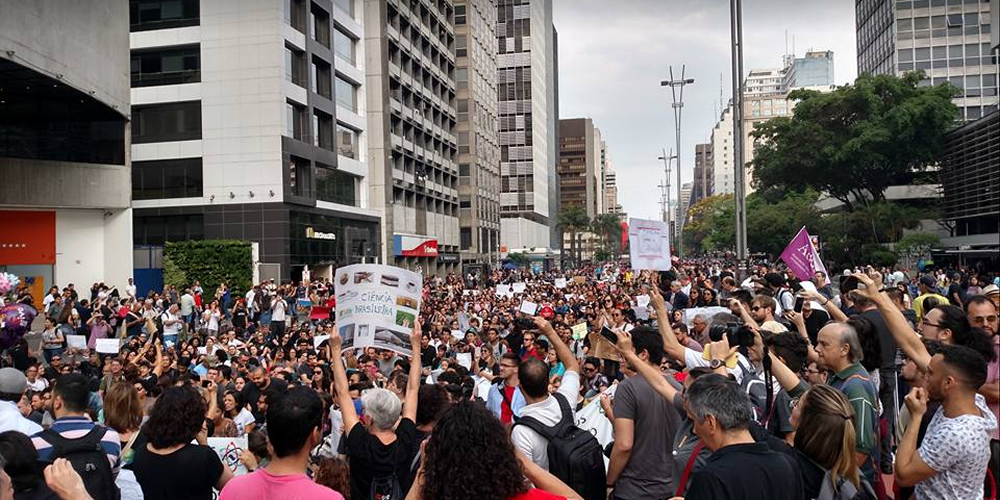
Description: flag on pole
xmin=780 ymin=226 xmax=829 ymax=282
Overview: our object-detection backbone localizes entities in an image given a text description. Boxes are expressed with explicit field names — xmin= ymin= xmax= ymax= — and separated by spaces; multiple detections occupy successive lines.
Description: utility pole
xmin=657 ymin=181 xmax=669 ymax=222
xmin=731 ymin=0 xmax=748 ymax=264
xmin=657 ymin=149 xmax=676 ymax=235
xmin=662 ymin=67 xmax=694 ymax=257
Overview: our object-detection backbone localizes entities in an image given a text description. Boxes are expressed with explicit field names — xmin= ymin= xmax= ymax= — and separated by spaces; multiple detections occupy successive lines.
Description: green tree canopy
xmin=557 ymin=205 xmax=591 ymax=266
xmin=750 ymin=71 xmax=959 ymax=210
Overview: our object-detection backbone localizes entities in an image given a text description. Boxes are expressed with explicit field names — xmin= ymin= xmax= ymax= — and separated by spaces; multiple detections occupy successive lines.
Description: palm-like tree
xmin=590 ymin=213 xmax=623 ymax=260
xmin=556 ymin=206 xmax=591 ymax=268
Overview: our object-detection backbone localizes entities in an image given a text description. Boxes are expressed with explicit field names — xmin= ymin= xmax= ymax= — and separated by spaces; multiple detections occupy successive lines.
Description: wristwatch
xmin=709 ymin=358 xmax=725 ymax=370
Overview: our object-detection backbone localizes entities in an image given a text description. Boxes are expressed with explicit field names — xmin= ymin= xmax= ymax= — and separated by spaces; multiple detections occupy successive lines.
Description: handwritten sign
xmin=495 ymin=284 xmax=511 ymax=297
xmin=512 ymin=282 xmax=527 ymax=294
xmin=95 ymin=338 xmax=120 ymax=354
xmin=571 ymin=323 xmax=588 ymax=340
xmin=628 ymin=217 xmax=672 ymax=271
xmin=66 ymin=335 xmax=87 ymax=350
xmin=456 ymin=352 xmax=473 ymax=370
xmin=334 ymin=264 xmax=422 ymax=356
xmin=554 ymin=278 xmax=567 ymax=289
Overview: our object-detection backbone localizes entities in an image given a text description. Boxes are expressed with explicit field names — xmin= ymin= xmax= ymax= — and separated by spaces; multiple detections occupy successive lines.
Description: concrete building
xmin=0 ymin=0 xmax=133 ymax=298
xmin=498 ymin=0 xmax=559 ymax=251
xmin=365 ymin=0 xmax=460 ymax=274
xmin=856 ymin=0 xmax=998 ymax=121
xmin=677 ymin=182 xmax=692 ymax=228
xmin=557 ymin=118 xmax=602 ymax=218
xmin=937 ymin=110 xmax=998 ymax=261
xmin=455 ymin=0 xmax=501 ymax=272
xmin=127 ymin=0 xmax=378 ymax=284
xmin=691 ymin=143 xmax=713 ymax=206
xmin=711 ymin=101 xmax=736 ymax=195
xmin=601 ymin=142 xmax=621 ymax=215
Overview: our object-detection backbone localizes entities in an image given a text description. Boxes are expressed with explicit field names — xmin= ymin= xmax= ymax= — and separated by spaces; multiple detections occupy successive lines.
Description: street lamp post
xmin=730 ymin=0 xmax=748 ymax=263
xmin=657 ymin=149 xmax=677 ymax=232
xmin=661 ymin=67 xmax=694 ymax=257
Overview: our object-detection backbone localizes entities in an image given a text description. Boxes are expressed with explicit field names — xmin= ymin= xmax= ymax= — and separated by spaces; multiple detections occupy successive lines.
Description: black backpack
xmin=514 ymin=393 xmax=606 ymax=500
xmin=41 ymin=426 xmax=120 ymax=500
xmin=369 ymin=474 xmax=403 ymax=500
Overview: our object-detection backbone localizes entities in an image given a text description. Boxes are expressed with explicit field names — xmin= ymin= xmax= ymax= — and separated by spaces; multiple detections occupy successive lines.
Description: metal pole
xmin=663 ymin=67 xmax=693 ymax=257
xmin=658 ymin=149 xmax=675 ymax=231
xmin=731 ymin=0 xmax=748 ymax=262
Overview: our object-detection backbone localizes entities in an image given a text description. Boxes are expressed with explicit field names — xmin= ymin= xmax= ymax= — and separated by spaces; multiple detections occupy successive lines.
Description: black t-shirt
xmin=792 ymin=449 xmax=826 ymax=499
xmin=243 ymin=377 xmax=289 ymax=419
xmin=130 ymin=442 xmax=224 ymax=500
xmin=420 ymin=345 xmax=437 ymax=368
xmin=346 ymin=418 xmax=418 ymax=500
xmin=685 ymin=442 xmax=805 ymax=500
xmin=947 ymin=283 xmax=964 ymax=306
xmin=802 ymin=309 xmax=830 ymax=346
xmin=861 ymin=309 xmax=899 ymax=370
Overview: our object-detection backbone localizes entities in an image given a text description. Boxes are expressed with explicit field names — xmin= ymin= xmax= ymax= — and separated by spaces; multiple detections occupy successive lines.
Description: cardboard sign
xmin=554 ymin=278 xmax=567 ymax=289
xmin=519 ymin=300 xmax=538 ymax=316
xmin=573 ymin=276 xmax=586 ymax=284
xmin=95 ymin=338 xmax=120 ymax=354
xmin=66 ymin=335 xmax=87 ymax=350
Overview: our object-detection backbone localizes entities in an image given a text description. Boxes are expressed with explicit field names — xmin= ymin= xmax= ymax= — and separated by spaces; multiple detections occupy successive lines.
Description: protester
xmin=0 ymin=368 xmax=43 ymax=436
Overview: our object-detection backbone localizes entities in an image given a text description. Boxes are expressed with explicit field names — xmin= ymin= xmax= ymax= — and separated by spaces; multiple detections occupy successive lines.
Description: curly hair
xmin=144 ymin=385 xmax=207 ymax=449
xmin=420 ymin=400 xmax=528 ymax=500
xmin=314 ymin=457 xmax=351 ymax=499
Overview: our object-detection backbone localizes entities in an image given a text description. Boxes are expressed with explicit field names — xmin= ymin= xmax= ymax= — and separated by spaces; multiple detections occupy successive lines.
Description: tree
xmin=750 ymin=71 xmax=959 ymax=210
xmin=591 ymin=213 xmax=623 ymax=259
xmin=556 ymin=206 xmax=591 ymax=267
xmin=506 ymin=252 xmax=530 ymax=268
xmin=683 ymin=194 xmax=734 ymax=252
xmin=894 ymin=232 xmax=940 ymax=269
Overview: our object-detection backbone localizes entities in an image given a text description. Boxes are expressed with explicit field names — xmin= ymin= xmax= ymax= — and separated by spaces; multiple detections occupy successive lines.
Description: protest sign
xmin=681 ymin=306 xmax=730 ymax=327
xmin=633 ymin=306 xmax=650 ymax=321
xmin=95 ymin=338 xmax=120 ymax=354
xmin=456 ymin=352 xmax=473 ymax=370
xmin=451 ymin=329 xmax=464 ymax=341
xmin=519 ymin=300 xmax=538 ymax=316
xmin=334 ymin=264 xmax=422 ymax=356
xmin=208 ymin=437 xmax=249 ymax=475
xmin=512 ymin=282 xmax=527 ymax=294
xmin=66 ymin=335 xmax=86 ymax=350
xmin=635 ymin=294 xmax=650 ymax=308
xmin=313 ymin=335 xmax=330 ymax=350
xmin=554 ymin=278 xmax=567 ymax=289
xmin=571 ymin=322 xmax=588 ymax=340
xmin=309 ymin=305 xmax=331 ymax=321
xmin=628 ymin=217 xmax=672 ymax=271
xmin=495 ymin=284 xmax=511 ymax=297
xmin=576 ymin=384 xmax=617 ymax=471
xmin=780 ymin=226 xmax=830 ymax=282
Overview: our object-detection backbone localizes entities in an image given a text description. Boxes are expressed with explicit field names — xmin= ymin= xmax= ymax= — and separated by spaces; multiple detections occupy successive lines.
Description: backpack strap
xmin=512 ymin=393 xmax=574 ymax=441
xmin=675 ymin=441 xmax=705 ymax=497
xmin=40 ymin=426 xmax=106 ymax=460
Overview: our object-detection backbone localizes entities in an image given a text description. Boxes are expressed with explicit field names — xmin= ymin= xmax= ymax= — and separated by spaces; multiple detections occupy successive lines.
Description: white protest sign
xmin=681 ymin=306 xmax=730 ymax=327
xmin=456 ymin=352 xmax=473 ymax=370
xmin=197 ymin=347 xmax=207 ymax=355
xmin=628 ymin=217 xmax=672 ymax=271
xmin=512 ymin=282 xmax=527 ymax=294
xmin=554 ymin=278 xmax=567 ymax=289
xmin=334 ymin=264 xmax=422 ymax=357
xmin=208 ymin=437 xmax=249 ymax=476
xmin=495 ymin=284 xmax=511 ymax=297
xmin=95 ymin=338 xmax=120 ymax=354
xmin=313 ymin=335 xmax=330 ymax=350
xmin=66 ymin=335 xmax=87 ymax=350
xmin=519 ymin=300 xmax=538 ymax=316
xmin=633 ymin=306 xmax=650 ymax=321
xmin=636 ymin=295 xmax=650 ymax=308
xmin=451 ymin=329 xmax=464 ymax=341
xmin=576 ymin=384 xmax=617 ymax=471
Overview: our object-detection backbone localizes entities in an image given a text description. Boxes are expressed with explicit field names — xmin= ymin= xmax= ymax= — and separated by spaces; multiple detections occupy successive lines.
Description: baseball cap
xmin=982 ymin=284 xmax=999 ymax=296
xmin=919 ymin=275 xmax=937 ymax=287
xmin=0 ymin=367 xmax=28 ymax=395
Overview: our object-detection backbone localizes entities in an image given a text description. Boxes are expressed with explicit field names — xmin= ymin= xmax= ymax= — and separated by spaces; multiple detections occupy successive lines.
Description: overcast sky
xmin=552 ymin=0 xmax=859 ymax=220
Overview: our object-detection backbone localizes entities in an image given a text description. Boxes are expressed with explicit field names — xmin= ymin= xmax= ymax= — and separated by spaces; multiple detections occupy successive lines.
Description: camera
xmin=514 ymin=317 xmax=535 ymax=330
xmin=708 ymin=322 xmax=755 ymax=349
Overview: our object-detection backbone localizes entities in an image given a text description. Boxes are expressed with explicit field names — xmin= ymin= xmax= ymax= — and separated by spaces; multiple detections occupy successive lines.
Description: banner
xmin=575 ymin=384 xmax=617 ymax=471
xmin=779 ymin=226 xmax=829 ymax=282
xmin=627 ymin=218 xmax=672 ymax=271
xmin=334 ymin=264 xmax=422 ymax=356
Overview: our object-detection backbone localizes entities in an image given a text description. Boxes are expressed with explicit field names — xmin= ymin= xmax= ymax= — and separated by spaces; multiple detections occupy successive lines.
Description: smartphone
xmin=840 ymin=275 xmax=860 ymax=293
xmin=201 ymin=380 xmax=212 ymax=388
xmin=599 ymin=325 xmax=619 ymax=345
xmin=793 ymin=296 xmax=805 ymax=313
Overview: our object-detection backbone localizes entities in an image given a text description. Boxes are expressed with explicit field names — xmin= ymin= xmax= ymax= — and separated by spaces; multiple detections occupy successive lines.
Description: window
xmin=315 ymin=164 xmax=357 ymax=205
xmin=285 ymin=0 xmax=306 ymax=33
xmin=336 ymin=124 xmax=359 ymax=158
xmin=456 ymin=35 xmax=467 ymax=58
xmin=335 ymin=76 xmax=358 ymax=112
xmin=289 ymin=155 xmax=310 ymax=197
xmin=454 ymin=4 xmax=466 ymax=25
xmin=315 ymin=110 xmax=334 ymax=150
xmin=285 ymin=101 xmax=306 ymax=141
xmin=334 ymin=28 xmax=356 ymax=64
xmin=131 ymin=45 xmax=200 ymax=87
xmin=311 ymin=59 xmax=332 ymax=99
xmin=129 ymin=0 xmax=199 ymax=31
xmin=332 ymin=0 xmax=353 ymax=18
xmin=460 ymin=228 xmax=472 ymax=249
xmin=132 ymin=158 xmax=202 ymax=200
xmin=132 ymin=101 xmax=201 ymax=143
xmin=947 ymin=14 xmax=964 ymax=27
xmin=311 ymin=6 xmax=330 ymax=47
xmin=133 ymin=214 xmax=203 ymax=246
xmin=285 ymin=45 xmax=307 ymax=87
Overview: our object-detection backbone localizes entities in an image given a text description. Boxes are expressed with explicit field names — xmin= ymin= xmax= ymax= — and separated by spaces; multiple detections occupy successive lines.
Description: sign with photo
xmin=334 ymin=264 xmax=422 ymax=356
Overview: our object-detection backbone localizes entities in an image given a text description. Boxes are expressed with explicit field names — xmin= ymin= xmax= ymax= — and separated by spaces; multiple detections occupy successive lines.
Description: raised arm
xmin=613 ymin=331 xmax=678 ymax=403
xmin=401 ymin=321 xmax=423 ymax=422
xmin=803 ymin=289 xmax=848 ymax=322
xmin=328 ymin=333 xmax=360 ymax=431
xmin=729 ymin=298 xmax=760 ymax=330
xmin=783 ymin=310 xmax=819 ymax=364
xmin=649 ymin=283 xmax=686 ymax=365
xmin=151 ymin=341 xmax=165 ymax=377
xmin=855 ymin=272 xmax=930 ymax=371
xmin=534 ymin=317 xmax=579 ymax=373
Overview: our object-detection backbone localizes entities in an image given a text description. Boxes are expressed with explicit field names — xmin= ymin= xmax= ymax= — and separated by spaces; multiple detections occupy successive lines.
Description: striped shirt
xmin=31 ymin=416 xmax=122 ymax=475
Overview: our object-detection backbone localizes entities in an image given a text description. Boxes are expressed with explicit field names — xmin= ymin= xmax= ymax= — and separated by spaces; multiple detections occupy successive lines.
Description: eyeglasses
xmin=970 ymin=315 xmax=998 ymax=325
xmin=921 ymin=320 xmax=945 ymax=329
xmin=751 ymin=306 xmax=762 ymax=312
xmin=500 ymin=363 xmax=518 ymax=369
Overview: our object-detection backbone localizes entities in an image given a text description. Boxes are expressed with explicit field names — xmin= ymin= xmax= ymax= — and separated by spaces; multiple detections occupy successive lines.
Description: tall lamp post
xmin=661 ymin=67 xmax=694 ymax=257
xmin=730 ymin=0 xmax=748 ymax=263
xmin=657 ymin=149 xmax=677 ymax=233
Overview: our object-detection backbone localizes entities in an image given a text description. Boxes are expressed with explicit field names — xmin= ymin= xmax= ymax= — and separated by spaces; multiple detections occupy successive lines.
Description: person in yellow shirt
xmin=913 ymin=275 xmax=949 ymax=320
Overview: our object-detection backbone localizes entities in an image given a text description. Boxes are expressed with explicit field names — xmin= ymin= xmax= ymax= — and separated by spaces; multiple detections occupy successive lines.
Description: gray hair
xmin=685 ymin=374 xmax=754 ymax=431
xmin=837 ymin=322 xmax=865 ymax=364
xmin=361 ymin=387 xmax=402 ymax=431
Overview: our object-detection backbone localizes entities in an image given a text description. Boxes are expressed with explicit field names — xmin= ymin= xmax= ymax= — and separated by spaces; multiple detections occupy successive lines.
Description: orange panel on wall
xmin=0 ymin=211 xmax=56 ymax=265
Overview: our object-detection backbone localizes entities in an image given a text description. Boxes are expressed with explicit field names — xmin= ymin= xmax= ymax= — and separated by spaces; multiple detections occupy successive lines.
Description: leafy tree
xmin=163 ymin=240 xmax=253 ymax=297
xmin=750 ymin=71 xmax=959 ymax=210
xmin=591 ymin=213 xmax=623 ymax=259
xmin=506 ymin=252 xmax=530 ymax=268
xmin=894 ymin=232 xmax=940 ymax=269
xmin=683 ymin=194 xmax=734 ymax=252
xmin=556 ymin=205 xmax=591 ymax=267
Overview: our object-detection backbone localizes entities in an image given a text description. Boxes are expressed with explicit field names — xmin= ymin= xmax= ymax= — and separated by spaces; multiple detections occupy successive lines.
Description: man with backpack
xmin=32 ymin=373 xmax=121 ymax=500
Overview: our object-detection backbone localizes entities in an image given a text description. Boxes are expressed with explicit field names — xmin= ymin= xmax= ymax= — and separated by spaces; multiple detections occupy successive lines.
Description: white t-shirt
xmin=161 ymin=311 xmax=183 ymax=336
xmin=510 ymin=370 xmax=582 ymax=470
xmin=233 ymin=408 xmax=256 ymax=435
xmin=683 ymin=347 xmax=751 ymax=384
xmin=915 ymin=394 xmax=997 ymax=500
xmin=271 ymin=298 xmax=286 ymax=322
xmin=125 ymin=284 xmax=137 ymax=298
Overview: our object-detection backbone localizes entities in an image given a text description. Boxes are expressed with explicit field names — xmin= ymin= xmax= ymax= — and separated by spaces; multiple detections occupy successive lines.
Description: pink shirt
xmin=219 ymin=468 xmax=344 ymax=500
xmin=987 ymin=335 xmax=1000 ymax=440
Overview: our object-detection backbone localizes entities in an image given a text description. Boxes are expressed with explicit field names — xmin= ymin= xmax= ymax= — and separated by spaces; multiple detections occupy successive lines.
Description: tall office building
xmin=129 ymin=0 xmax=376 ymax=282
xmin=365 ymin=0 xmax=460 ymax=274
xmin=455 ymin=0 xmax=500 ymax=271
xmin=1 ymin=0 xmax=132 ymax=295
xmin=791 ymin=50 xmax=836 ymax=86
xmin=497 ymin=0 xmax=558 ymax=250
xmin=600 ymin=141 xmax=621 ymax=215
xmin=856 ymin=0 xmax=998 ymax=121
xmin=557 ymin=118 xmax=601 ymax=218
xmin=711 ymin=101 xmax=735 ymax=195
xmin=691 ymin=143 xmax=714 ymax=206
xmin=677 ymin=182 xmax=692 ymax=226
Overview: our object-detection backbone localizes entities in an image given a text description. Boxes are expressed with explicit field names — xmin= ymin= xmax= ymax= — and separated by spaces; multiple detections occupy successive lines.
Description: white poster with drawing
xmin=334 ymin=264 xmax=422 ymax=357
xmin=208 ymin=436 xmax=249 ymax=476
xmin=628 ymin=217 xmax=672 ymax=271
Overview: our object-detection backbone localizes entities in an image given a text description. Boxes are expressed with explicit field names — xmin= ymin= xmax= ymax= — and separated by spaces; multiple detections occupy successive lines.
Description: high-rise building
xmin=791 ymin=50 xmax=836 ymax=87
xmin=711 ymin=101 xmax=736 ymax=195
xmin=939 ymin=111 xmax=999 ymax=255
xmin=1 ymin=0 xmax=132 ymax=294
xmin=677 ymin=182 xmax=692 ymax=227
xmin=856 ymin=0 xmax=998 ymax=121
xmin=365 ymin=0 xmax=460 ymax=274
xmin=691 ymin=143 xmax=714 ymax=206
xmin=601 ymin=141 xmax=621 ymax=215
xmin=454 ymin=0 xmax=500 ymax=271
xmin=557 ymin=118 xmax=601 ymax=218
xmin=128 ymin=0 xmax=377 ymax=282
xmin=497 ymin=0 xmax=558 ymax=251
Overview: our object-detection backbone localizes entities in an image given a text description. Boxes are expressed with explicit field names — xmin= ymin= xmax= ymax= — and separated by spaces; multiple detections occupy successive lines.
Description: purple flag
xmin=780 ymin=227 xmax=822 ymax=281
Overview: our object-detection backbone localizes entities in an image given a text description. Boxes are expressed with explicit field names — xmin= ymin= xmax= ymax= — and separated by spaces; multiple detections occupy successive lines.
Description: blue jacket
xmin=486 ymin=382 xmax=525 ymax=422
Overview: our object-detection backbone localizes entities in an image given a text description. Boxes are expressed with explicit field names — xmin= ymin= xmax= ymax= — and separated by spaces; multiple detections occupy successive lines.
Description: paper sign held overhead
xmin=628 ymin=217 xmax=672 ymax=271
xmin=636 ymin=295 xmax=650 ymax=308
xmin=334 ymin=264 xmax=422 ymax=357
xmin=571 ymin=323 xmax=588 ymax=340
xmin=519 ymin=300 xmax=538 ymax=316
xmin=495 ymin=284 xmax=511 ymax=297
xmin=456 ymin=352 xmax=473 ymax=370
xmin=313 ymin=335 xmax=330 ymax=350
xmin=512 ymin=282 xmax=527 ymax=294
xmin=66 ymin=335 xmax=86 ymax=350
xmin=95 ymin=338 xmax=120 ymax=354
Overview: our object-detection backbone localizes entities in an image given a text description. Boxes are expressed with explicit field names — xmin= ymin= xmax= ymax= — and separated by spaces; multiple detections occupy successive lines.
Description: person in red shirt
xmin=407 ymin=400 xmax=582 ymax=500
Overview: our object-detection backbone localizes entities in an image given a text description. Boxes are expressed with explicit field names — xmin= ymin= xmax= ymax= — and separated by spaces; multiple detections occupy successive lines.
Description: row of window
xmin=130 ymin=0 xmax=199 ymax=32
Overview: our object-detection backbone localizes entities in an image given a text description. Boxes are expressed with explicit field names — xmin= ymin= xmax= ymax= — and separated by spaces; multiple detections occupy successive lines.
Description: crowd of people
xmin=0 ymin=259 xmax=997 ymax=500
